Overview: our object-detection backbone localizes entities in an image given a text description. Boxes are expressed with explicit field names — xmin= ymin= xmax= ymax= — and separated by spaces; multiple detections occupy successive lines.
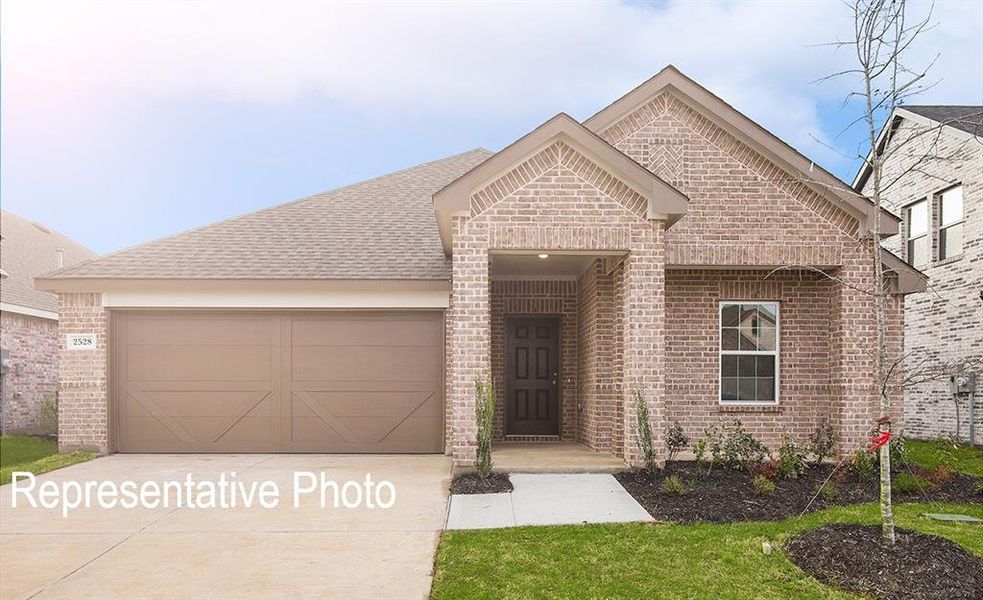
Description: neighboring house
xmin=36 ymin=66 xmax=925 ymax=465
xmin=1 ymin=210 xmax=97 ymax=434
xmin=855 ymin=105 xmax=983 ymax=445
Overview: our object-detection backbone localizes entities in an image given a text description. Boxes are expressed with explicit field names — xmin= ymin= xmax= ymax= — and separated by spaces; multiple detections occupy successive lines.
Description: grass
xmin=0 ymin=436 xmax=96 ymax=485
xmin=905 ymin=439 xmax=983 ymax=477
xmin=432 ymin=502 xmax=983 ymax=599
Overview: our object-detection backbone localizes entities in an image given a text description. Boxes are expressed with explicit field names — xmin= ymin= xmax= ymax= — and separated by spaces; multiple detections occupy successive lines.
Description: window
xmin=938 ymin=185 xmax=964 ymax=260
xmin=905 ymin=199 xmax=929 ymax=266
xmin=719 ymin=302 xmax=779 ymax=404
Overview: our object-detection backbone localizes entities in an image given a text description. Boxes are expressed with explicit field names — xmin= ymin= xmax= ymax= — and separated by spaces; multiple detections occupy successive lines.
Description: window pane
xmin=738 ymin=326 xmax=758 ymax=351
xmin=721 ymin=328 xmax=739 ymax=350
xmin=940 ymin=186 xmax=963 ymax=226
xmin=940 ymin=223 xmax=963 ymax=259
xmin=756 ymin=304 xmax=777 ymax=326
xmin=721 ymin=377 xmax=738 ymax=401
xmin=721 ymin=355 xmax=738 ymax=377
xmin=738 ymin=355 xmax=757 ymax=377
xmin=738 ymin=377 xmax=756 ymax=401
xmin=907 ymin=200 xmax=928 ymax=236
xmin=756 ymin=378 xmax=775 ymax=402
xmin=757 ymin=326 xmax=777 ymax=351
xmin=721 ymin=304 xmax=740 ymax=327
xmin=756 ymin=355 xmax=776 ymax=377
xmin=908 ymin=235 xmax=928 ymax=266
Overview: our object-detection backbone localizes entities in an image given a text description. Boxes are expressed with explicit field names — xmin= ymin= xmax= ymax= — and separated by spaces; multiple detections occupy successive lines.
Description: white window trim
xmin=718 ymin=301 xmax=781 ymax=406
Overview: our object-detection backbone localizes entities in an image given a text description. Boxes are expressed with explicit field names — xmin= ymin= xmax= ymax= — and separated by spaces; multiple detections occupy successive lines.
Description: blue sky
xmin=2 ymin=0 xmax=981 ymax=255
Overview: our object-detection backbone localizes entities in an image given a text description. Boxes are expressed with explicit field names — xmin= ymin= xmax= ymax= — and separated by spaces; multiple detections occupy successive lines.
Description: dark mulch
xmin=615 ymin=462 xmax=981 ymax=524
xmin=786 ymin=524 xmax=983 ymax=600
xmin=450 ymin=472 xmax=513 ymax=494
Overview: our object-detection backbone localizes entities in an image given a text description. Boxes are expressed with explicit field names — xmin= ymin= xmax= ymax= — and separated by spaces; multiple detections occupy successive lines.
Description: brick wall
xmin=0 ymin=311 xmax=59 ymax=433
xmin=57 ymin=293 xmax=109 ymax=453
xmin=863 ymin=117 xmax=983 ymax=444
xmin=576 ymin=260 xmax=619 ymax=454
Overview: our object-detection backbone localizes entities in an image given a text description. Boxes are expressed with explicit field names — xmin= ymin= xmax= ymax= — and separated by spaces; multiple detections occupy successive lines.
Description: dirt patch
xmin=450 ymin=472 xmax=512 ymax=495
xmin=786 ymin=524 xmax=983 ymax=599
xmin=615 ymin=462 xmax=980 ymax=524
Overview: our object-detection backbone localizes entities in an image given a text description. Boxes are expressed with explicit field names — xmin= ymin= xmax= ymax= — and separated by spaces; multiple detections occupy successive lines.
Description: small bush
xmin=807 ymin=419 xmax=836 ymax=465
xmin=777 ymin=435 xmax=808 ymax=479
xmin=752 ymin=474 xmax=776 ymax=496
xmin=634 ymin=389 xmax=657 ymax=474
xmin=817 ymin=481 xmax=839 ymax=502
xmin=720 ymin=420 xmax=769 ymax=471
xmin=889 ymin=435 xmax=908 ymax=468
xmin=850 ymin=449 xmax=876 ymax=481
xmin=892 ymin=472 xmax=929 ymax=494
xmin=694 ymin=425 xmax=724 ymax=474
xmin=749 ymin=459 xmax=780 ymax=481
xmin=665 ymin=421 xmax=689 ymax=464
xmin=925 ymin=465 xmax=954 ymax=490
xmin=474 ymin=377 xmax=495 ymax=478
xmin=659 ymin=474 xmax=688 ymax=495
xmin=36 ymin=393 xmax=58 ymax=436
xmin=693 ymin=438 xmax=709 ymax=471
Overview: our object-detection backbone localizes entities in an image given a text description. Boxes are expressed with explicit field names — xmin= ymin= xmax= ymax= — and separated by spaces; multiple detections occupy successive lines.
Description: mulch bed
xmin=785 ymin=524 xmax=983 ymax=600
xmin=449 ymin=472 xmax=513 ymax=494
xmin=615 ymin=462 xmax=980 ymax=524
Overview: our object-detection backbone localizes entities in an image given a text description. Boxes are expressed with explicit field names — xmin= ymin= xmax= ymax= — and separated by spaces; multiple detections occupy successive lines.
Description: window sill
xmin=717 ymin=404 xmax=782 ymax=414
xmin=931 ymin=254 xmax=964 ymax=268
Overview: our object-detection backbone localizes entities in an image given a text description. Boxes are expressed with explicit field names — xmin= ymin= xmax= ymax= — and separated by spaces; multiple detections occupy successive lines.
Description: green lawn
xmin=905 ymin=439 xmax=983 ymax=477
xmin=0 ymin=436 xmax=96 ymax=485
xmin=432 ymin=502 xmax=983 ymax=599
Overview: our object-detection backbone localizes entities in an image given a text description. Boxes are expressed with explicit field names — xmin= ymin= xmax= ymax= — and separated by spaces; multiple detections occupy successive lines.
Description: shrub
xmin=817 ymin=481 xmax=839 ymax=503
xmin=925 ymin=465 xmax=954 ymax=490
xmin=633 ymin=389 xmax=657 ymax=474
xmin=892 ymin=472 xmax=929 ymax=494
xmin=659 ymin=474 xmax=688 ymax=495
xmin=474 ymin=377 xmax=495 ymax=478
xmin=850 ymin=449 xmax=876 ymax=481
xmin=749 ymin=459 xmax=780 ymax=481
xmin=720 ymin=420 xmax=769 ymax=471
xmin=889 ymin=435 xmax=908 ymax=469
xmin=807 ymin=419 xmax=836 ymax=465
xmin=36 ymin=393 xmax=58 ymax=436
xmin=752 ymin=474 xmax=776 ymax=496
xmin=665 ymin=421 xmax=689 ymax=464
xmin=693 ymin=438 xmax=709 ymax=471
xmin=777 ymin=435 xmax=808 ymax=479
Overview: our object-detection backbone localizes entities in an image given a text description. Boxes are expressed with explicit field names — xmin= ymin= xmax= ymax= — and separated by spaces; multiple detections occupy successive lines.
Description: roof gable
xmin=585 ymin=65 xmax=899 ymax=236
xmin=433 ymin=113 xmax=688 ymax=254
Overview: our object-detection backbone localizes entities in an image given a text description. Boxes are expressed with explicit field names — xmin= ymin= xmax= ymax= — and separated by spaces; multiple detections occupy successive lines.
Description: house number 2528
xmin=66 ymin=334 xmax=97 ymax=350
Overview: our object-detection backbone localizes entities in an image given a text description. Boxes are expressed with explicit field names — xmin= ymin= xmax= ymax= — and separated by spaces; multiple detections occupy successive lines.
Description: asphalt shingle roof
xmin=1 ymin=210 xmax=97 ymax=313
xmin=43 ymin=149 xmax=492 ymax=281
xmin=904 ymin=105 xmax=983 ymax=137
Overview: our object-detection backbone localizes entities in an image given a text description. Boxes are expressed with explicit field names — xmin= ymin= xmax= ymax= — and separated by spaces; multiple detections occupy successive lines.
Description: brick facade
xmin=56 ymin=293 xmax=109 ymax=453
xmin=0 ymin=311 xmax=59 ymax=433
xmin=862 ymin=116 xmax=983 ymax=444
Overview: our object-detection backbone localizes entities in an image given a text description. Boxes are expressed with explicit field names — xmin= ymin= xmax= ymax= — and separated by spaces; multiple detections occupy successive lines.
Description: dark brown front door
xmin=505 ymin=316 xmax=560 ymax=436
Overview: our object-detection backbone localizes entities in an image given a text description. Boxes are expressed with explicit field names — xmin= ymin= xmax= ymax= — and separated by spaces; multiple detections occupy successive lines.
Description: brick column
xmin=621 ymin=221 xmax=667 ymax=465
xmin=831 ymin=245 xmax=879 ymax=457
xmin=58 ymin=292 xmax=109 ymax=454
xmin=447 ymin=217 xmax=490 ymax=466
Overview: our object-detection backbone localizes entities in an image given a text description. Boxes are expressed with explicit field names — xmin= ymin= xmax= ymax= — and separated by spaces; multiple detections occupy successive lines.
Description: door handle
xmin=552 ymin=371 xmax=558 ymax=386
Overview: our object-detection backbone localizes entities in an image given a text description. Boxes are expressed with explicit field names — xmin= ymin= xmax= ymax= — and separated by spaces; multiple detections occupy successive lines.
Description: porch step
xmin=503 ymin=435 xmax=561 ymax=443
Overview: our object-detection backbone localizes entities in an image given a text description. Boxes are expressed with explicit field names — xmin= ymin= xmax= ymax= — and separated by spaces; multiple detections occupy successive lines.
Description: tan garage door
xmin=113 ymin=311 xmax=444 ymax=453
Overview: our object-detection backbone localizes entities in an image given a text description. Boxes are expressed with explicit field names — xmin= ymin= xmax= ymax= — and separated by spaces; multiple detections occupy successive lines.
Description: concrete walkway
xmin=445 ymin=473 xmax=652 ymax=530
xmin=1 ymin=454 xmax=451 ymax=600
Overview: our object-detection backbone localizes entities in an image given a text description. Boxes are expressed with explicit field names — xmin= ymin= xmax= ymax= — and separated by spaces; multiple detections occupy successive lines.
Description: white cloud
xmin=2 ymin=0 xmax=980 ymax=168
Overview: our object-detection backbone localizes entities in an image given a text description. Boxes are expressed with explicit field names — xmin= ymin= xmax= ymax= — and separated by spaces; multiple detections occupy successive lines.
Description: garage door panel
xmin=291 ymin=346 xmax=439 ymax=382
xmin=127 ymin=345 xmax=273 ymax=381
xmin=291 ymin=317 xmax=441 ymax=346
xmin=125 ymin=316 xmax=275 ymax=345
xmin=115 ymin=311 xmax=443 ymax=453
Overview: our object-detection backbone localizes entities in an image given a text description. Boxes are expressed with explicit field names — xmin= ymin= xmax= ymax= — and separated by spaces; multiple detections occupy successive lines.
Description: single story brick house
xmin=1 ymin=209 xmax=97 ymax=434
xmin=36 ymin=66 xmax=925 ymax=466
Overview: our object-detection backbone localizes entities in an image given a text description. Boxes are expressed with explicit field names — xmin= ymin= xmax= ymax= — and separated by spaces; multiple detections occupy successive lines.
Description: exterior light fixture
xmin=538 ymin=253 xmax=550 ymax=259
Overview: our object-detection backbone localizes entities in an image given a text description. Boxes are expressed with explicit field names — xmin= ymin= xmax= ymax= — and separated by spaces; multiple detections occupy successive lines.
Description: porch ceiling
xmin=490 ymin=253 xmax=597 ymax=279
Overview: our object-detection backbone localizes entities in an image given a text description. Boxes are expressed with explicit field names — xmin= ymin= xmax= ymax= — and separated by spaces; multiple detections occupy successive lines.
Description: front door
xmin=505 ymin=316 xmax=560 ymax=436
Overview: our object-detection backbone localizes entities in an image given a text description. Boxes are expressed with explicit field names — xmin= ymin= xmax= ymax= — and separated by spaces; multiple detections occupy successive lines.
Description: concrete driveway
xmin=0 ymin=454 xmax=451 ymax=600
